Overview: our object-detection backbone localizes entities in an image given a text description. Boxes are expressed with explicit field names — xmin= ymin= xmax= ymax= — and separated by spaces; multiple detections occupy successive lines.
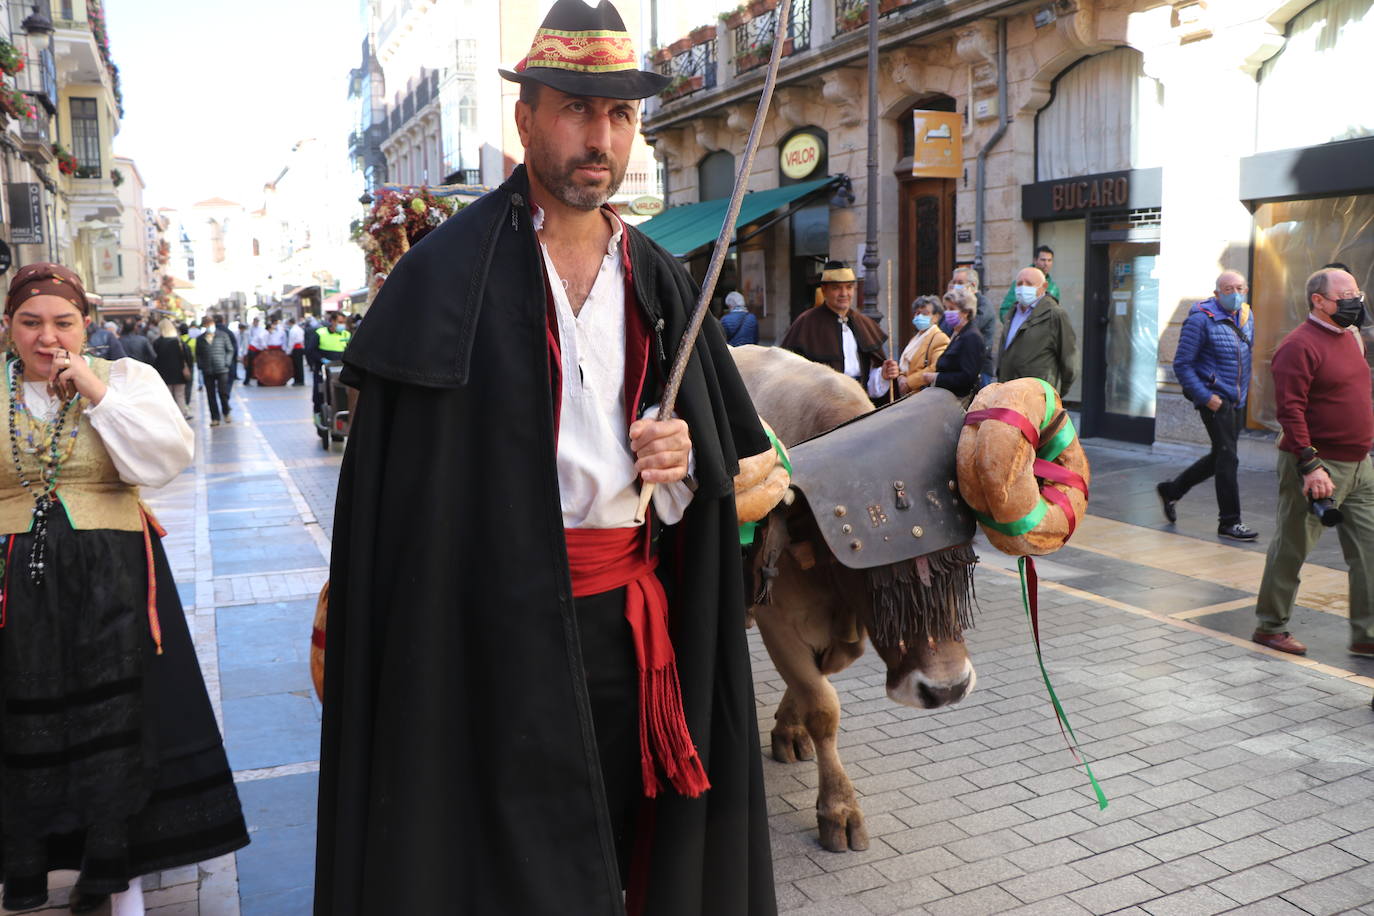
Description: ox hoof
xmin=771 ymin=725 xmax=815 ymax=763
xmin=817 ymin=802 xmax=868 ymax=852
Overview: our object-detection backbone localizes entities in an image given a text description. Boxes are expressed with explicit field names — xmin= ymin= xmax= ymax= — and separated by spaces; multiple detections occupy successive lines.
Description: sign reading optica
xmin=629 ymin=195 xmax=664 ymax=216
xmin=780 ymin=132 xmax=825 ymax=180
xmin=911 ymin=110 xmax=963 ymax=179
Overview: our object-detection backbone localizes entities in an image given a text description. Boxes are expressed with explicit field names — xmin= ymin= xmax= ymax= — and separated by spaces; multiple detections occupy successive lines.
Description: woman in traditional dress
xmin=921 ymin=287 xmax=985 ymax=401
xmin=896 ymin=295 xmax=949 ymax=396
xmin=0 ymin=264 xmax=248 ymax=915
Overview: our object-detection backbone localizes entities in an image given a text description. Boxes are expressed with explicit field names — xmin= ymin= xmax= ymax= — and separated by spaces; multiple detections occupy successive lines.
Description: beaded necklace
xmin=6 ymin=358 xmax=81 ymax=584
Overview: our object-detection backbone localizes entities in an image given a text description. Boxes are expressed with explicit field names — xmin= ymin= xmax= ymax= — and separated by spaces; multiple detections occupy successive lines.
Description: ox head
xmin=870 ymin=636 xmax=976 ymax=709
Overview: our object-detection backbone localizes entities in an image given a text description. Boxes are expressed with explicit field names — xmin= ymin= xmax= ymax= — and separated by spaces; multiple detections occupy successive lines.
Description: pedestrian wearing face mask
xmin=996 ymin=266 xmax=1077 ymax=393
xmin=1252 ymin=268 xmax=1374 ymax=658
xmin=896 ymin=296 xmax=948 ymax=395
xmin=920 ymin=288 xmax=983 ymax=400
xmin=1157 ymin=271 xmax=1257 ymax=540
xmin=949 ymin=267 xmax=999 ymax=387
xmin=999 ymin=245 xmax=1060 ymax=322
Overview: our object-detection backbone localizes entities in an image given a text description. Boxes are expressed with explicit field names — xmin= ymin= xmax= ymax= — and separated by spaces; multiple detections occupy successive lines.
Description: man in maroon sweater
xmin=1254 ymin=268 xmax=1374 ymax=656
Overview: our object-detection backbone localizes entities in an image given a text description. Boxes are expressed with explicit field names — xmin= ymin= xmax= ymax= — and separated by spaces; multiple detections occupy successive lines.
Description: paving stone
xmin=1136 ymin=853 xmax=1229 ymax=895
xmin=1074 ymin=846 xmax=1163 ymax=883
xmin=1262 ymin=815 xmax=1350 ymax=852
xmin=853 ymin=876 xmax=950 ymax=916
xmin=942 ymin=827 xmax=1031 ymax=863
xmin=1279 ymin=874 xmax=1374 ymax=915
xmin=923 ymin=884 xmax=1021 ymax=916
xmin=929 ymin=856 xmax=1024 ymax=894
xmin=1004 ymin=837 xmax=1094 ymax=872
xmin=1207 ymin=863 xmax=1305 ymax=906
xmin=1198 ymin=808 xmax=1285 ymax=843
xmin=794 ymin=864 xmax=888 ymax=901
xmin=1139 ymin=884 xmax=1237 ymax=915
xmin=999 ymin=863 xmax=1095 ymax=904
xmin=1072 ymin=819 xmax=1154 ymax=854
xmin=1067 ymin=874 xmax=1162 ymax=914
xmin=1272 ymin=843 xmax=1367 ymax=882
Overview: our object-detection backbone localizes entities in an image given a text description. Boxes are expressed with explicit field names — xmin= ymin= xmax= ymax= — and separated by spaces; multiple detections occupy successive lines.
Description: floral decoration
xmin=354 ymin=187 xmax=461 ymax=291
xmin=52 ymin=143 xmax=78 ymax=175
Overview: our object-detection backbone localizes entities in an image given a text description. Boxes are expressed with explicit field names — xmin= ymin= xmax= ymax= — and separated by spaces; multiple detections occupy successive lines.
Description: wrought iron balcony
xmin=733 ymin=0 xmax=811 ymax=76
xmin=834 ymin=0 xmax=925 ymax=35
xmin=657 ymin=33 xmax=717 ymax=104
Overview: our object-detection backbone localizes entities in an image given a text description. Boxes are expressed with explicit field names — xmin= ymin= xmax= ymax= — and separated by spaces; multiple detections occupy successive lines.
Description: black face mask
xmin=1333 ymin=296 xmax=1366 ymax=328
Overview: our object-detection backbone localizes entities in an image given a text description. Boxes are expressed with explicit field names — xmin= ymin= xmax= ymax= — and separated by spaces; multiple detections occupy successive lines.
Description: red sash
xmin=564 ymin=526 xmax=709 ymax=799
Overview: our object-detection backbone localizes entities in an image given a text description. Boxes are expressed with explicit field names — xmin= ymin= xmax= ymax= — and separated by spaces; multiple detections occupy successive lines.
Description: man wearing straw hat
xmin=313 ymin=2 xmax=776 ymax=913
xmin=779 ymin=259 xmax=899 ymax=402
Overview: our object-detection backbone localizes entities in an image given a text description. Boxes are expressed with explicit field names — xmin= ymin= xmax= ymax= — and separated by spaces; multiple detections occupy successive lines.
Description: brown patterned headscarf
xmin=6 ymin=262 xmax=90 ymax=317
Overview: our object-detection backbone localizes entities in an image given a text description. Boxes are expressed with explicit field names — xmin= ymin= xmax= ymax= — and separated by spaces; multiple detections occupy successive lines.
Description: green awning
xmin=637 ymin=176 xmax=836 ymax=258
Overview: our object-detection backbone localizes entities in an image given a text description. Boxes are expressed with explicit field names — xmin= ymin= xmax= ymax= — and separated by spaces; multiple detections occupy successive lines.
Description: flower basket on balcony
xmin=735 ymin=37 xmax=792 ymax=72
xmin=690 ymin=24 xmax=717 ymax=44
xmin=0 ymin=39 xmax=26 ymax=77
xmin=838 ymin=5 xmax=869 ymax=33
xmin=668 ymin=37 xmax=693 ymax=56
xmin=724 ymin=4 xmax=750 ymax=28
xmin=651 ymin=46 xmax=673 ymax=64
xmin=0 ymin=88 xmax=34 ymax=124
xmin=660 ymin=74 xmax=704 ymax=103
xmin=52 ymin=144 xmax=78 ymax=175
xmin=747 ymin=0 xmax=778 ymax=17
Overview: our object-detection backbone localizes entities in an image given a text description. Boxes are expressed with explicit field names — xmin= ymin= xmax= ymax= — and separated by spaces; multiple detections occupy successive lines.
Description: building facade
xmin=641 ymin=0 xmax=1373 ymax=450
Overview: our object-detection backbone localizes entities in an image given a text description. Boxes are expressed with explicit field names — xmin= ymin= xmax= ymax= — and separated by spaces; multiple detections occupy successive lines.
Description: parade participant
xmin=719 ymin=290 xmax=758 ymax=346
xmin=286 ymin=317 xmax=306 ymax=385
xmin=152 ymin=318 xmax=194 ymax=421
xmin=265 ymin=318 xmax=286 ymax=350
xmin=997 ymin=266 xmax=1077 ymax=394
xmin=999 ymin=245 xmax=1061 ymax=322
xmin=779 ymin=260 xmax=899 ymax=401
xmin=314 ymin=2 xmax=776 ymax=912
xmin=1253 ymin=268 xmax=1374 ymax=657
xmin=896 ymin=295 xmax=947 ymax=395
xmin=921 ymin=287 xmax=983 ymax=399
xmin=1157 ymin=270 xmax=1257 ymax=540
xmin=242 ymin=318 xmax=265 ymax=385
xmin=0 ymin=264 xmax=247 ymax=915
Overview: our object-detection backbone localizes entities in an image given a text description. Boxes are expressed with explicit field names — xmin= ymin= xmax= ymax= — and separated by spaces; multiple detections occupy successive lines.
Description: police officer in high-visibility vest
xmin=314 ymin=312 xmax=351 ymax=415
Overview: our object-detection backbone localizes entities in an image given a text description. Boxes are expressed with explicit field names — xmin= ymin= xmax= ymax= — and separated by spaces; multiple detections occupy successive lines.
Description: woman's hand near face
xmin=38 ymin=346 xmax=106 ymax=405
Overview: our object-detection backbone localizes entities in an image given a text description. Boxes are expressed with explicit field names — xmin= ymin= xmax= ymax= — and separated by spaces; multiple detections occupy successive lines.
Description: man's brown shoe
xmin=1350 ymin=642 xmax=1374 ymax=658
xmin=1253 ymin=631 xmax=1307 ymax=655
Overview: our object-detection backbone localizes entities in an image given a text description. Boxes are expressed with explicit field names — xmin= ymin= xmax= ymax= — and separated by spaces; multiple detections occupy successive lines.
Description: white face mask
xmin=1015 ymin=285 xmax=1039 ymax=307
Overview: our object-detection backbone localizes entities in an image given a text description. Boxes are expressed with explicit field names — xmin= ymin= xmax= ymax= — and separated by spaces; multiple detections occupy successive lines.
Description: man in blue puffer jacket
xmin=1158 ymin=270 xmax=1258 ymax=540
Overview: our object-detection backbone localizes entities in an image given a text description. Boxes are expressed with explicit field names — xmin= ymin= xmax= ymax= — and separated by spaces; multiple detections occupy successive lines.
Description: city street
xmin=20 ymin=380 xmax=1374 ymax=915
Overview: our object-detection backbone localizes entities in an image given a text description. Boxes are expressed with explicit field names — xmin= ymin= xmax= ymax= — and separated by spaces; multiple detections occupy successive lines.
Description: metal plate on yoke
xmin=785 ymin=388 xmax=975 ymax=570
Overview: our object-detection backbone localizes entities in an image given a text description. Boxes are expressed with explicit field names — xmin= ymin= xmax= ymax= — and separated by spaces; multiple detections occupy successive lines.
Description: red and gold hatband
xmin=514 ymin=28 xmax=637 ymax=74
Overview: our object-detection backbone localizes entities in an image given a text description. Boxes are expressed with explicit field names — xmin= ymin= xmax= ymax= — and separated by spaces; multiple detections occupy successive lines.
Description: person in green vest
xmin=1000 ymin=245 xmax=1061 ymax=322
xmin=314 ymin=312 xmax=351 ymax=414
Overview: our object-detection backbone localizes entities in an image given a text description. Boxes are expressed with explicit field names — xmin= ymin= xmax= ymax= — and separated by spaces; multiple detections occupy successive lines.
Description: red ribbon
xmin=564 ymin=526 xmax=710 ymax=799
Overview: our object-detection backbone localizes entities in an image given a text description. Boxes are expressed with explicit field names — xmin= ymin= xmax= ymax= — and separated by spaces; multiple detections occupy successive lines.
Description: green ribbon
xmin=739 ymin=426 xmax=792 ymax=547
xmin=973 ymin=378 xmax=1079 ymax=538
xmin=976 ymin=500 xmax=1048 ymax=537
xmin=1019 ymin=555 xmax=1108 ymax=810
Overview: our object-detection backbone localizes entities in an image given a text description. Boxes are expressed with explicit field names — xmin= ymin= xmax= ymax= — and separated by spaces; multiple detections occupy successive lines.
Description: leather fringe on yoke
xmin=865 ymin=543 xmax=978 ymax=646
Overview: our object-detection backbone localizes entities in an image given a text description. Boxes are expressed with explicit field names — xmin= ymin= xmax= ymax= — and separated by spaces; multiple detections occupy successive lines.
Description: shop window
xmin=1257 ymin=0 xmax=1374 ymax=153
xmin=1035 ymin=48 xmax=1163 ymax=182
xmin=1250 ymin=193 xmax=1374 ymax=430
xmin=698 ymin=151 xmax=735 ymax=201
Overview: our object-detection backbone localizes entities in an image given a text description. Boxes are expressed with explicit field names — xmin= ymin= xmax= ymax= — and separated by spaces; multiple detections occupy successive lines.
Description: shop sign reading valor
xmin=780 ymin=132 xmax=824 ymax=180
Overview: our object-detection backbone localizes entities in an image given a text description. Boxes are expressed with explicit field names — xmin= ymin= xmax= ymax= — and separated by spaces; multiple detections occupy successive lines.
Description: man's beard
xmin=528 ymin=137 xmax=626 ymax=211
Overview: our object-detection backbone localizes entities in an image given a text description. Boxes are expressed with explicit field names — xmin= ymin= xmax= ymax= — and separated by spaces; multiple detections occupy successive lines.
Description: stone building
xmin=640 ymin=0 xmax=1373 ymax=450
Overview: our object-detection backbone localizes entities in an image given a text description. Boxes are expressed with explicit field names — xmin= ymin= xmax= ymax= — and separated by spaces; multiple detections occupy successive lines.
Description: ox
xmin=732 ymin=345 xmax=977 ymax=852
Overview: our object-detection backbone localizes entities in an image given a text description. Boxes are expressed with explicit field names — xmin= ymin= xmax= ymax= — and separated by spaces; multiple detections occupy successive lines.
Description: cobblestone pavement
xmin=16 ymin=379 xmax=1374 ymax=914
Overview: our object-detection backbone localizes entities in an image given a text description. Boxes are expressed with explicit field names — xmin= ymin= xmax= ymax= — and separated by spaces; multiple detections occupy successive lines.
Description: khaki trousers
xmin=1255 ymin=452 xmax=1374 ymax=642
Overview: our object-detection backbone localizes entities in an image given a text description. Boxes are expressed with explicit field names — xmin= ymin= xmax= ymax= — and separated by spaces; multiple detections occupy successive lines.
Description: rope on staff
xmin=634 ymin=0 xmax=792 ymax=524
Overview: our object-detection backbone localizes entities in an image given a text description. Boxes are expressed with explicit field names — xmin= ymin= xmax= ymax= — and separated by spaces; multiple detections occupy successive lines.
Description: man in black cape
xmin=314 ymin=2 xmax=776 ymax=913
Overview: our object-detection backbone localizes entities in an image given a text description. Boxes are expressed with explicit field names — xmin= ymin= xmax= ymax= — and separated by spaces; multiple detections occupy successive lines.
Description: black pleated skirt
xmin=0 ymin=509 xmax=248 ymax=908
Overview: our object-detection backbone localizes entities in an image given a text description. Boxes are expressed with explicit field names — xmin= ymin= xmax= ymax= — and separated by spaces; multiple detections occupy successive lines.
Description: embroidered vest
xmin=0 ymin=358 xmax=145 ymax=534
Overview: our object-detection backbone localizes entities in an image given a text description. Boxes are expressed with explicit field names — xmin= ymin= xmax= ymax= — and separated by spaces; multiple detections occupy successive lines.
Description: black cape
xmin=314 ymin=166 xmax=776 ymax=915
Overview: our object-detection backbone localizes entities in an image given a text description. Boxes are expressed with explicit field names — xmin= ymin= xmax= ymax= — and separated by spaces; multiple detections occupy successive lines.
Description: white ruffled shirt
xmin=533 ymin=205 xmax=693 ymax=529
xmin=19 ymin=358 xmax=194 ymax=489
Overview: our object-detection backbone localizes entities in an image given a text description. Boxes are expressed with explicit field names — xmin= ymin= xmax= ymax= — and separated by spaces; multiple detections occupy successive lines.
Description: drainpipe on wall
xmin=973 ymin=16 xmax=1009 ymax=291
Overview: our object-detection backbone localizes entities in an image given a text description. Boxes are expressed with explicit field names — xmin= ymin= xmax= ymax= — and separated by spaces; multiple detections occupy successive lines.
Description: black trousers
xmin=290 ymin=350 xmax=305 ymax=385
xmin=574 ymin=587 xmax=641 ymax=889
xmin=1165 ymin=401 xmax=1243 ymax=524
xmin=243 ymin=350 xmax=257 ymax=384
xmin=203 ymin=371 xmax=232 ymax=421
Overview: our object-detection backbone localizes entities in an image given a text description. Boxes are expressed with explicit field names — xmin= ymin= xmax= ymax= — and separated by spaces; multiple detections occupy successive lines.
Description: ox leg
xmin=770 ymin=687 xmax=815 ymax=763
xmin=756 ymin=599 xmax=869 ymax=853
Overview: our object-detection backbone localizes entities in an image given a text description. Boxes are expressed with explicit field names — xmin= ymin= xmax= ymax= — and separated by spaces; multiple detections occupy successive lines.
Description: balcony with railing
xmin=732 ymin=0 xmax=811 ymax=75
xmin=834 ymin=0 xmax=924 ymax=35
xmin=655 ymin=27 xmax=717 ymax=105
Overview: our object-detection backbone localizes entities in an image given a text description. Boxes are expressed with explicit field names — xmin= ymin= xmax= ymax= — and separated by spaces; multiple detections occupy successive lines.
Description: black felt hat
xmin=499 ymin=0 xmax=670 ymax=101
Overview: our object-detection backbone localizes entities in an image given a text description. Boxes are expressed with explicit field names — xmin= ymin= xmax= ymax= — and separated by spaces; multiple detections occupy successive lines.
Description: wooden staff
xmin=886 ymin=259 xmax=895 ymax=404
xmin=634 ymin=1 xmax=792 ymax=524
